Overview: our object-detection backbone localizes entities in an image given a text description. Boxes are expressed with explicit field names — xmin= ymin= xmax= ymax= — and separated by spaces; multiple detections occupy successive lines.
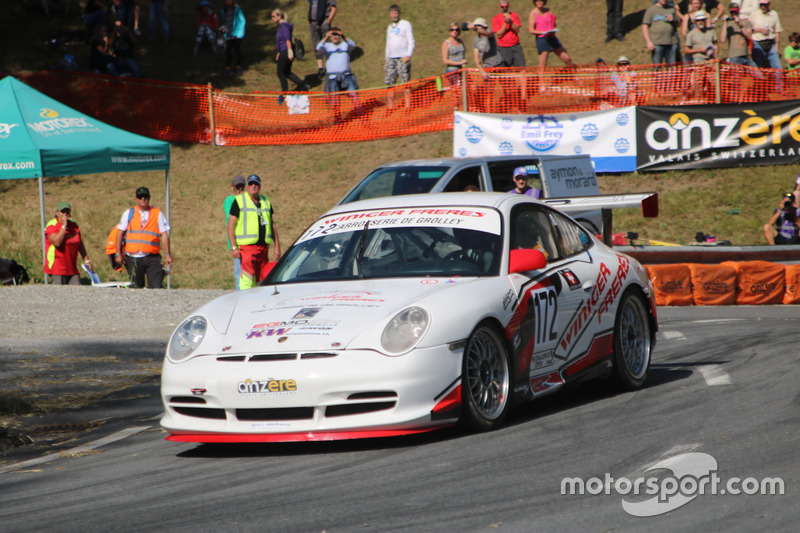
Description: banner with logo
xmin=453 ymin=109 xmax=637 ymax=173
xmin=636 ymin=101 xmax=800 ymax=171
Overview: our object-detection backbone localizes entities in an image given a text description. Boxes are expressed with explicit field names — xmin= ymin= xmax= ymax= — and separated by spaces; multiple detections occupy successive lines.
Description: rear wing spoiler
xmin=543 ymin=192 xmax=658 ymax=246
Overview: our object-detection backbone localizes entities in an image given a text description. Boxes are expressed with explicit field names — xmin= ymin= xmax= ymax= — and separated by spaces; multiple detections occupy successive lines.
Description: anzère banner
xmin=637 ymin=101 xmax=800 ymax=171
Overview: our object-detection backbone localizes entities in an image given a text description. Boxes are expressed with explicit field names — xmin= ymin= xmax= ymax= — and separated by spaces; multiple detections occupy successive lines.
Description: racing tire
xmin=612 ymin=289 xmax=652 ymax=390
xmin=460 ymin=323 xmax=511 ymax=431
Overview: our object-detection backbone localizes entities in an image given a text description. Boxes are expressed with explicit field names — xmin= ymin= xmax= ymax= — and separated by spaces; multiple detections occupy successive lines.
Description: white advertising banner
xmin=453 ymin=109 xmax=637 ymax=173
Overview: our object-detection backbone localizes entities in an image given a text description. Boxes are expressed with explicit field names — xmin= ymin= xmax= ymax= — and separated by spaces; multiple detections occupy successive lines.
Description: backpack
xmin=292 ymin=37 xmax=305 ymax=60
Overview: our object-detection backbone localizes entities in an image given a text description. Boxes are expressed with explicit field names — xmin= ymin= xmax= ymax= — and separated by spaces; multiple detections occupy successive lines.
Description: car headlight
xmin=168 ymin=316 xmax=207 ymax=362
xmin=380 ymin=307 xmax=429 ymax=355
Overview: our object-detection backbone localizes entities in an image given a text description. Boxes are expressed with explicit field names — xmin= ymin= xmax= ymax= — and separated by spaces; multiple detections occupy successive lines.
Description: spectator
xmin=44 ymin=200 xmax=93 ymax=285
xmin=224 ymin=174 xmax=245 ymax=290
xmin=149 ymin=0 xmax=169 ymax=45
xmin=680 ymin=0 xmax=703 ymax=37
xmin=308 ymin=0 xmax=337 ymax=78
xmin=611 ymin=55 xmax=639 ymax=105
xmin=509 ymin=167 xmax=542 ymax=198
xmin=114 ymin=186 xmax=172 ymax=289
xmin=750 ymin=0 xmax=782 ymax=70
xmin=442 ymin=23 xmax=467 ymax=73
xmin=528 ymin=0 xmax=573 ymax=68
xmin=227 ymin=175 xmax=281 ymax=290
xmin=786 ymin=32 xmax=800 ymax=71
xmin=642 ymin=0 xmax=681 ymax=65
xmin=684 ymin=11 xmax=717 ymax=62
xmin=195 ymin=0 xmax=220 ymax=56
xmin=272 ymin=9 xmax=309 ymax=103
xmin=110 ymin=19 xmax=141 ymax=77
xmin=221 ymin=0 xmax=246 ymax=75
xmin=89 ymin=24 xmax=126 ymax=76
xmin=114 ymin=0 xmax=140 ymax=36
xmin=737 ymin=0 xmax=759 ymax=20
xmin=492 ymin=0 xmax=525 ymax=67
xmin=763 ymin=192 xmax=800 ymax=245
xmin=384 ymin=4 xmax=415 ymax=86
xmin=721 ymin=3 xmax=756 ymax=68
xmin=84 ymin=0 xmax=109 ymax=33
xmin=678 ymin=0 xmax=724 ymax=28
xmin=317 ymin=27 xmax=358 ymax=93
xmin=469 ymin=17 xmax=504 ymax=79
xmin=606 ymin=0 xmax=624 ymax=43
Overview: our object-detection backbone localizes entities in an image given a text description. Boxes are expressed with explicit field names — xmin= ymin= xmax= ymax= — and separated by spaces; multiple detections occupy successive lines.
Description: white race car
xmin=161 ymin=192 xmax=657 ymax=443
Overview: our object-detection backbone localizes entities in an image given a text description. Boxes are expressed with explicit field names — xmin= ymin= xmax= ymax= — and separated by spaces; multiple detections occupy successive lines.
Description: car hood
xmin=206 ymin=278 xmax=480 ymax=354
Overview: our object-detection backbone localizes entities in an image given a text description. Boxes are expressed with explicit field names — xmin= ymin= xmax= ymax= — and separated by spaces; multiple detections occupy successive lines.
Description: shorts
xmin=384 ymin=57 xmax=411 ymax=85
xmin=536 ymin=35 xmax=564 ymax=54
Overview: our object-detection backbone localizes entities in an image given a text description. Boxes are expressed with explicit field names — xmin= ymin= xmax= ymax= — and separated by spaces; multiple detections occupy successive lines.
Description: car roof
xmin=323 ymin=192 xmax=541 ymax=217
xmin=371 ymin=155 xmax=553 ymax=169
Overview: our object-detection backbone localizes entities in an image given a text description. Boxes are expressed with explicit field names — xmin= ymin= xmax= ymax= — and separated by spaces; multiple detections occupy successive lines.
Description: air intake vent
xmin=250 ymin=353 xmax=298 ymax=362
xmin=236 ymin=407 xmax=314 ymax=421
xmin=325 ymin=401 xmax=396 ymax=417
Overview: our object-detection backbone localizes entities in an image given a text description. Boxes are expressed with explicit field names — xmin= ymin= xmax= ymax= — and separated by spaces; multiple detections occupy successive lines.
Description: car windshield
xmin=265 ymin=207 xmax=503 ymax=284
xmin=340 ymin=166 xmax=449 ymax=203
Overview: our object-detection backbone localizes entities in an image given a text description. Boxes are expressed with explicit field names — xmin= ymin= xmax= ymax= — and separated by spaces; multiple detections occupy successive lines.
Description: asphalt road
xmin=0 ymin=306 xmax=797 ymax=532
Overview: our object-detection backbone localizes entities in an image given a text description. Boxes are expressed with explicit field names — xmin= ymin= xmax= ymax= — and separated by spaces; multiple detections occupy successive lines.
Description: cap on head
xmin=232 ymin=174 xmax=246 ymax=187
xmin=694 ymin=10 xmax=708 ymax=20
xmin=56 ymin=200 xmax=71 ymax=212
xmin=247 ymin=174 xmax=262 ymax=185
xmin=759 ymin=0 xmax=770 ymax=4
xmin=472 ymin=17 xmax=487 ymax=28
xmin=513 ymin=166 xmax=528 ymax=179
xmin=136 ymin=186 xmax=150 ymax=198
xmin=728 ymin=2 xmax=739 ymax=11
xmin=617 ymin=55 xmax=630 ymax=64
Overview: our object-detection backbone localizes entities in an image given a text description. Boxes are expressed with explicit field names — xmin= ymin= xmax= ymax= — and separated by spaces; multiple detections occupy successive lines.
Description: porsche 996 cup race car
xmin=161 ymin=192 xmax=658 ymax=443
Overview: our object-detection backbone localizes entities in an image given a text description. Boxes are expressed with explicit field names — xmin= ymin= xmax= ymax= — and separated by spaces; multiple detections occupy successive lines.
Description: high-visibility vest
xmin=233 ymin=194 xmax=273 ymax=246
xmin=125 ymin=207 xmax=162 ymax=255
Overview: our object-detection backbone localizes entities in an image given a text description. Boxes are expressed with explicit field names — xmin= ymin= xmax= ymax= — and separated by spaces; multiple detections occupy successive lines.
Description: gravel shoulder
xmin=0 ymin=285 xmax=228 ymax=460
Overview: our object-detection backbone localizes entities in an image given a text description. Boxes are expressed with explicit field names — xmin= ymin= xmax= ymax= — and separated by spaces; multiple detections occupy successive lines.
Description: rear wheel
xmin=612 ymin=290 xmax=652 ymax=390
xmin=461 ymin=324 xmax=510 ymax=431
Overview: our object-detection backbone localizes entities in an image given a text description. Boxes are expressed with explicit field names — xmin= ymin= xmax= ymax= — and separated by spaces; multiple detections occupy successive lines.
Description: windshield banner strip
xmin=299 ymin=207 xmax=501 ymax=243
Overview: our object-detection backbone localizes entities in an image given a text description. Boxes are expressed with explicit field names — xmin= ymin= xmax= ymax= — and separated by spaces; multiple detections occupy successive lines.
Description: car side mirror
xmin=509 ymin=249 xmax=547 ymax=274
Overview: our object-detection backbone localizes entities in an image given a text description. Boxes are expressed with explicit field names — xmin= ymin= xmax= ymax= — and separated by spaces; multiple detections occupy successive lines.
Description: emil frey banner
xmin=453 ymin=109 xmax=637 ymax=173
xmin=636 ymin=100 xmax=800 ymax=171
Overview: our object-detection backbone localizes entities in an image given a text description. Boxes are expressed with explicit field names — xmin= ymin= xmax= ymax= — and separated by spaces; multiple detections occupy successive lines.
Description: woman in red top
xmin=44 ymin=200 xmax=93 ymax=285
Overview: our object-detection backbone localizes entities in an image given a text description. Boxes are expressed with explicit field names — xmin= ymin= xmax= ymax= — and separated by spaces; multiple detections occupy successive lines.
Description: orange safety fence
xmin=11 ymin=61 xmax=800 ymax=146
xmin=644 ymin=262 xmax=800 ymax=306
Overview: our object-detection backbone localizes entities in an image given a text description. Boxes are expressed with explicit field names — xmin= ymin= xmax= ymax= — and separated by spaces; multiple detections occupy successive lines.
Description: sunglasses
xmin=60 ymin=209 xmax=71 ymax=214
xmin=450 ymin=28 xmax=460 ymax=32
xmin=247 ymin=182 xmax=260 ymax=186
xmin=136 ymin=195 xmax=150 ymax=200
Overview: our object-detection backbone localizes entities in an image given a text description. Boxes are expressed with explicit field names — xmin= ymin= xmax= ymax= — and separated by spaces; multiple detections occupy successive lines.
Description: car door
xmin=504 ymin=203 xmax=592 ymax=387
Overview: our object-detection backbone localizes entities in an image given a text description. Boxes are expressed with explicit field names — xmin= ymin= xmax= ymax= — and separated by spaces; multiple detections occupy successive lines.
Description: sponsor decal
xmin=522 ymin=115 xmax=564 ymax=152
xmin=637 ymin=102 xmax=800 ymax=170
xmin=616 ymin=112 xmax=630 ymax=126
xmin=238 ymin=378 xmax=297 ymax=394
xmin=293 ymin=308 xmax=321 ymax=319
xmin=27 ymin=108 xmax=101 ymax=137
xmin=614 ymin=138 xmax=631 ymax=154
xmin=659 ymin=280 xmax=686 ymax=293
xmin=574 ymin=145 xmax=583 ymax=154
xmin=458 ymin=147 xmax=467 ymax=156
xmin=498 ymin=141 xmax=514 ymax=155
xmin=0 ymin=123 xmax=19 ymax=138
xmin=580 ymin=123 xmax=599 ymax=141
xmin=501 ymin=118 xmax=513 ymax=130
xmin=246 ymin=327 xmax=291 ymax=339
xmin=557 ymin=255 xmax=630 ymax=359
xmin=420 ymin=279 xmax=439 ymax=284
xmin=559 ymin=269 xmax=581 ymax=290
xmin=502 ymin=289 xmax=516 ymax=310
xmin=465 ymin=125 xmax=483 ymax=143
xmin=505 ymin=281 xmax=559 ymax=375
xmin=531 ymin=350 xmax=555 ymax=370
xmin=529 ymin=370 xmax=563 ymax=394
xmin=247 ymin=318 xmax=341 ymax=339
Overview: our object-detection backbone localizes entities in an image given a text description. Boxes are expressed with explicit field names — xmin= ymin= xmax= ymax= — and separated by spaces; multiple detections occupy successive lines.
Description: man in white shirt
xmin=384 ymin=4 xmax=414 ymax=85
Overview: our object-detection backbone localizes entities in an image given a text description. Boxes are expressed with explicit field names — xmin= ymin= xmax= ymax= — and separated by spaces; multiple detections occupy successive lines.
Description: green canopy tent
xmin=0 ymin=76 xmax=171 ymax=285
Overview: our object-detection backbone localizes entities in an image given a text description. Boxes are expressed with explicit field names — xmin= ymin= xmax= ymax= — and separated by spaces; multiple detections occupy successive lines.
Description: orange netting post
xmin=644 ymin=264 xmax=693 ymax=306
xmin=721 ymin=260 xmax=785 ymax=305
xmin=688 ymin=263 xmax=737 ymax=306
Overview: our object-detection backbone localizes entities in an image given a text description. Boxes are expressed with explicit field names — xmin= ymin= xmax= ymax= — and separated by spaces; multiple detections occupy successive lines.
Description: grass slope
xmin=1 ymin=1 xmax=799 ymax=288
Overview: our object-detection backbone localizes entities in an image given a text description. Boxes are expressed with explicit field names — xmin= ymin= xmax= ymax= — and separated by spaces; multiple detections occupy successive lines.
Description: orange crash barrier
xmin=644 ymin=262 xmax=800 ymax=306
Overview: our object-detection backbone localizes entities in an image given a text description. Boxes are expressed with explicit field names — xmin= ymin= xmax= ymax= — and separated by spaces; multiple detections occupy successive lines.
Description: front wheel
xmin=612 ymin=289 xmax=652 ymax=390
xmin=461 ymin=324 xmax=510 ymax=431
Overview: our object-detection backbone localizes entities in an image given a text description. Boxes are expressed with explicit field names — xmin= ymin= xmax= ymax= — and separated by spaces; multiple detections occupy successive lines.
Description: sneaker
xmin=134 ymin=27 xmax=141 ymax=36
xmin=318 ymin=67 xmax=325 ymax=78
xmin=277 ymin=95 xmax=284 ymax=105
